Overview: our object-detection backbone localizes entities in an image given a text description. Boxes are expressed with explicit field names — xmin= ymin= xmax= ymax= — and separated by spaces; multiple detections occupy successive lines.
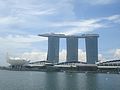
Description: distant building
xmin=38 ymin=33 xmax=99 ymax=64
xmin=97 ymin=60 xmax=120 ymax=66
xmin=7 ymin=57 xmax=29 ymax=66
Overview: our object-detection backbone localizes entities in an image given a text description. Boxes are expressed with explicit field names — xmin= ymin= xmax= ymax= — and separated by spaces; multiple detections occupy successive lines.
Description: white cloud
xmin=51 ymin=19 xmax=100 ymax=27
xmin=98 ymin=54 xmax=106 ymax=62
xmin=0 ymin=35 xmax=47 ymax=43
xmin=83 ymin=0 xmax=117 ymax=5
xmin=51 ymin=19 xmax=103 ymax=35
xmin=78 ymin=49 xmax=86 ymax=62
xmin=20 ymin=49 xmax=105 ymax=63
xmin=50 ymin=14 xmax=120 ymax=35
xmin=21 ymin=51 xmax=47 ymax=61
xmin=106 ymin=15 xmax=120 ymax=23
xmin=59 ymin=49 xmax=66 ymax=62
xmin=0 ymin=0 xmax=119 ymax=35
xmin=62 ymin=23 xmax=103 ymax=35
xmin=0 ymin=0 xmax=74 ymax=21
xmin=114 ymin=49 xmax=120 ymax=59
xmin=103 ymin=49 xmax=120 ymax=60
xmin=0 ymin=35 xmax=47 ymax=55
xmin=0 ymin=0 xmax=75 ymax=35
xmin=0 ymin=0 xmax=56 ymax=16
xmin=0 ymin=16 xmax=20 ymax=25
xmin=55 ymin=49 xmax=86 ymax=62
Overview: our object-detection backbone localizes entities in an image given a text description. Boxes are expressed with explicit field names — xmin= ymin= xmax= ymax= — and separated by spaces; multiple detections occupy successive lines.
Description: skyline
xmin=0 ymin=0 xmax=120 ymax=65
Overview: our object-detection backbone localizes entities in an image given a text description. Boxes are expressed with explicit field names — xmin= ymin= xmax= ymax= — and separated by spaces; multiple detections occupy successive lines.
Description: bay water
xmin=0 ymin=70 xmax=120 ymax=90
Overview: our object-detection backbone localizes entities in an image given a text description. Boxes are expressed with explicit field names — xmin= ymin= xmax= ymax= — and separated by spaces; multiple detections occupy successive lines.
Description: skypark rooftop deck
xmin=38 ymin=33 xmax=99 ymax=38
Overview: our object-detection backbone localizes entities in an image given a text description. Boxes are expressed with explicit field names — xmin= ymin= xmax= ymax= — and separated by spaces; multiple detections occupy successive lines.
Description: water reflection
xmin=62 ymin=73 xmax=79 ymax=90
xmin=45 ymin=72 xmax=62 ymax=90
xmin=44 ymin=72 xmax=99 ymax=90
xmin=44 ymin=72 xmax=85 ymax=90
xmin=85 ymin=73 xmax=98 ymax=90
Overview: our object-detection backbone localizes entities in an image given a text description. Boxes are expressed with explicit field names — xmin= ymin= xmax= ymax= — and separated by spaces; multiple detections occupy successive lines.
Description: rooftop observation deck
xmin=38 ymin=33 xmax=99 ymax=38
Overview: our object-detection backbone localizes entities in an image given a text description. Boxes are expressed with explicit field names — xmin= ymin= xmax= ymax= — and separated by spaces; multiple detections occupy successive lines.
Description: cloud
xmin=0 ymin=35 xmax=47 ymax=55
xmin=59 ymin=49 xmax=66 ymax=62
xmin=20 ymin=49 xmax=105 ymax=63
xmin=98 ymin=54 xmax=106 ymax=62
xmin=51 ymin=19 xmax=100 ymax=27
xmin=0 ymin=0 xmax=75 ymax=21
xmin=0 ymin=0 xmax=76 ymax=35
xmin=82 ymin=0 xmax=118 ymax=5
xmin=57 ymin=49 xmax=86 ymax=62
xmin=0 ymin=34 xmax=47 ymax=43
xmin=15 ymin=14 xmax=120 ymax=35
xmin=78 ymin=49 xmax=86 ymax=62
xmin=51 ymin=19 xmax=103 ymax=35
xmin=103 ymin=49 xmax=120 ymax=60
xmin=0 ymin=0 xmax=56 ymax=16
xmin=50 ymin=14 xmax=120 ymax=35
xmin=106 ymin=15 xmax=120 ymax=23
xmin=114 ymin=49 xmax=120 ymax=59
xmin=21 ymin=51 xmax=47 ymax=61
xmin=62 ymin=22 xmax=103 ymax=35
xmin=0 ymin=0 xmax=119 ymax=36
xmin=0 ymin=16 xmax=20 ymax=25
xmin=58 ymin=49 xmax=86 ymax=62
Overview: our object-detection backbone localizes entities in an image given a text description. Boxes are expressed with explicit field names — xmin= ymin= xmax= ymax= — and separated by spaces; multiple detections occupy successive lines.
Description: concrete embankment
xmin=1 ymin=65 xmax=120 ymax=74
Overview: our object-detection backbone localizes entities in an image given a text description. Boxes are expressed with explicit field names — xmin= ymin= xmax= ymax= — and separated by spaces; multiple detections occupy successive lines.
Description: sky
xmin=0 ymin=0 xmax=120 ymax=66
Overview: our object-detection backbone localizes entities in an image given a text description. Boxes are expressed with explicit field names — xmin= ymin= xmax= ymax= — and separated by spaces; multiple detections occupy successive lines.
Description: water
xmin=0 ymin=70 xmax=120 ymax=90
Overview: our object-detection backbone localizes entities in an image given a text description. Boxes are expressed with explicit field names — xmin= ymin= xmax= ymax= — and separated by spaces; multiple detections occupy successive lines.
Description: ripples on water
xmin=0 ymin=70 xmax=120 ymax=90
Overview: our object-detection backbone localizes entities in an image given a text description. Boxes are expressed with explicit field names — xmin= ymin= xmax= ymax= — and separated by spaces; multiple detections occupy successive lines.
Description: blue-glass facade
xmin=85 ymin=36 xmax=98 ymax=64
xmin=47 ymin=37 xmax=59 ymax=63
xmin=66 ymin=37 xmax=78 ymax=62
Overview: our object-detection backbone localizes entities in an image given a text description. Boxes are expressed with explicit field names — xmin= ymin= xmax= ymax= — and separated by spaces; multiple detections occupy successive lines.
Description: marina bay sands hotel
xmin=38 ymin=33 xmax=99 ymax=64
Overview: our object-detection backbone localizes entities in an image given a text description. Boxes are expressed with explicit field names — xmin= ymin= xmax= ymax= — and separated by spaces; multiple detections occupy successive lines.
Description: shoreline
xmin=0 ymin=66 xmax=120 ymax=74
